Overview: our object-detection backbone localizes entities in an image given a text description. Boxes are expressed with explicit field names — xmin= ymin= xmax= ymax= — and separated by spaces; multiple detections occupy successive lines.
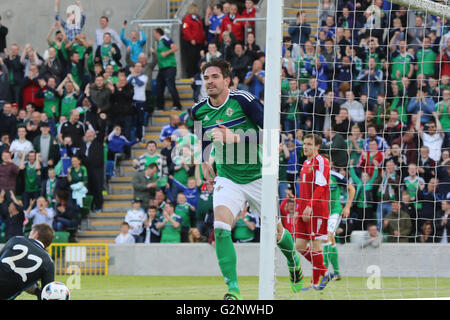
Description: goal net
xmin=262 ymin=0 xmax=450 ymax=300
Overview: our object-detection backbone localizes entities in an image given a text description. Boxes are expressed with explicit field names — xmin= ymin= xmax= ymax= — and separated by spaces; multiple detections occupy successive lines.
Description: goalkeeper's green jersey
xmin=329 ymin=170 xmax=348 ymax=216
xmin=191 ymin=89 xmax=264 ymax=185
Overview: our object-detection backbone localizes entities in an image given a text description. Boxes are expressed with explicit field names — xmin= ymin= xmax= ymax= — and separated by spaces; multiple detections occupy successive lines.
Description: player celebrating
xmin=0 ymin=224 xmax=55 ymax=300
xmin=323 ymin=163 xmax=355 ymax=281
xmin=191 ymin=59 xmax=304 ymax=300
xmin=294 ymin=133 xmax=332 ymax=290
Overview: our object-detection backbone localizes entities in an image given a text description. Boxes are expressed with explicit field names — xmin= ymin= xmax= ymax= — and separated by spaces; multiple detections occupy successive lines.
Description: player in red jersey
xmin=294 ymin=133 xmax=333 ymax=290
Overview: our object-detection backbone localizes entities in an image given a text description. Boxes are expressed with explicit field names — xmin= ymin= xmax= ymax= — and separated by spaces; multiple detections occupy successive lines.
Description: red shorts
xmin=294 ymin=215 xmax=328 ymax=240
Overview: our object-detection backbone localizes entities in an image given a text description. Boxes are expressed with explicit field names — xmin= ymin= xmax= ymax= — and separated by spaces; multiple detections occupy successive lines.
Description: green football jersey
xmin=191 ymin=89 xmax=264 ymax=184
xmin=329 ymin=170 xmax=348 ymax=216
xmin=391 ymin=52 xmax=413 ymax=80
xmin=160 ymin=214 xmax=182 ymax=243
xmin=175 ymin=203 xmax=191 ymax=228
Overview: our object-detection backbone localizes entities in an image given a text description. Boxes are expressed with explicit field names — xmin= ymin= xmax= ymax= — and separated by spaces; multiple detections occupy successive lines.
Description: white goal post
xmin=259 ymin=0 xmax=284 ymax=300
xmin=258 ymin=0 xmax=450 ymax=301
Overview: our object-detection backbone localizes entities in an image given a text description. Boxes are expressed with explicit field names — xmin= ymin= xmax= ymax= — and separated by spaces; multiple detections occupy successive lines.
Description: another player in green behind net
xmin=190 ymin=59 xmax=304 ymax=300
xmin=324 ymin=162 xmax=355 ymax=280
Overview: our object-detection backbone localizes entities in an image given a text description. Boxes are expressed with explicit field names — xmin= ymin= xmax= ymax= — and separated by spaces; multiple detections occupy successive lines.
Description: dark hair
xmin=154 ymin=28 xmax=164 ymax=36
xmin=146 ymin=162 xmax=158 ymax=170
xmin=32 ymin=224 xmax=55 ymax=248
xmin=100 ymin=16 xmax=109 ymax=22
xmin=148 ymin=205 xmax=158 ymax=211
xmin=165 ymin=202 xmax=175 ymax=209
xmin=304 ymin=133 xmax=322 ymax=146
xmin=56 ymin=189 xmax=70 ymax=202
xmin=214 ymin=3 xmax=223 ymax=11
xmin=201 ymin=59 xmax=232 ymax=79
xmin=146 ymin=140 xmax=157 ymax=147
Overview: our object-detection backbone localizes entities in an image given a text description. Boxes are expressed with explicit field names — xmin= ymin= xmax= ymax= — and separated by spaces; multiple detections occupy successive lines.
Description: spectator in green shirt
xmin=152 ymin=28 xmax=181 ymax=110
xmin=158 ymin=202 xmax=182 ymax=243
xmin=232 ymin=204 xmax=256 ymax=243
xmin=415 ymin=36 xmax=438 ymax=77
xmin=436 ymin=89 xmax=450 ymax=135
xmin=19 ymin=151 xmax=41 ymax=210
xmin=175 ymin=192 xmax=195 ymax=242
xmin=67 ymin=155 xmax=88 ymax=186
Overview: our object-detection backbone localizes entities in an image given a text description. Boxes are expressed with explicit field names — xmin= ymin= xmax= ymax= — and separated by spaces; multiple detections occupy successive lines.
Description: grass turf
xmin=15 ymin=276 xmax=450 ymax=300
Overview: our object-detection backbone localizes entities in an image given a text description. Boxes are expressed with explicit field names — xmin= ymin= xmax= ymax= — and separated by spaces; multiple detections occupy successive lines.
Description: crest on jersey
xmin=226 ymin=107 xmax=234 ymax=117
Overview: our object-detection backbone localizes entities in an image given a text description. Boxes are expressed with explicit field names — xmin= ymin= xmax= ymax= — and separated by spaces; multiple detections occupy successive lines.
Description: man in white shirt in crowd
xmin=127 ymin=62 xmax=148 ymax=142
xmin=95 ymin=15 xmax=121 ymax=50
xmin=416 ymin=110 xmax=444 ymax=162
xmin=124 ymin=198 xmax=147 ymax=243
xmin=341 ymin=90 xmax=365 ymax=124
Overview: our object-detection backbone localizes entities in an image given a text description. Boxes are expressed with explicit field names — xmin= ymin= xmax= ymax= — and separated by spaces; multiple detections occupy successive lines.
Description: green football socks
xmin=215 ymin=227 xmax=240 ymax=295
xmin=277 ymin=228 xmax=301 ymax=268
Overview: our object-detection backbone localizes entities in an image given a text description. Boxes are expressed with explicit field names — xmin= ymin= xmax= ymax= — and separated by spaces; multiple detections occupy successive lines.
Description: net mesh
xmin=275 ymin=0 xmax=450 ymax=299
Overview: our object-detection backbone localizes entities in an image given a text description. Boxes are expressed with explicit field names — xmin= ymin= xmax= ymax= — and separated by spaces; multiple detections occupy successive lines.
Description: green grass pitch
xmin=15 ymin=276 xmax=450 ymax=300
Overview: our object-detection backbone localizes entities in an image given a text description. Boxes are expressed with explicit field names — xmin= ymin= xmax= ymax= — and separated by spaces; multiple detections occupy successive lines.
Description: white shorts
xmin=213 ymin=176 xmax=262 ymax=218
xmin=327 ymin=214 xmax=341 ymax=234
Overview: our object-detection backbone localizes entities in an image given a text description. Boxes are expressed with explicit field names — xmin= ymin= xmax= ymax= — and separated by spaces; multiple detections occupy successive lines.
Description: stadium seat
xmin=81 ymin=195 xmax=94 ymax=219
xmin=53 ymin=231 xmax=70 ymax=243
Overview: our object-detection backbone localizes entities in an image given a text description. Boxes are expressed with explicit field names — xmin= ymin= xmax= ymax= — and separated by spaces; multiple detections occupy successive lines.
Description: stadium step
xmin=77 ymin=80 xmax=186 ymax=242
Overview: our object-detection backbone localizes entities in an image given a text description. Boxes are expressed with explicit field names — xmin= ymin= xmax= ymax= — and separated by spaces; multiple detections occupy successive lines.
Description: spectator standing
xmin=220 ymin=3 xmax=244 ymax=43
xmin=110 ymin=70 xmax=135 ymax=141
xmin=94 ymin=33 xmax=121 ymax=73
xmin=19 ymin=151 xmax=41 ymax=210
xmin=124 ymin=198 xmax=147 ymax=243
xmin=132 ymin=162 xmax=158 ymax=207
xmin=175 ymin=192 xmax=194 ymax=242
xmin=0 ymin=103 xmax=17 ymax=142
xmin=382 ymin=200 xmax=412 ymax=243
xmin=230 ymin=43 xmax=251 ymax=88
xmin=159 ymin=114 xmax=180 ymax=142
xmin=89 ymin=74 xmax=114 ymax=116
xmin=350 ymin=162 xmax=379 ymax=230
xmin=142 ymin=206 xmax=162 ymax=243
xmin=115 ymin=222 xmax=135 ymax=244
xmin=340 ymin=91 xmax=365 ymax=124
xmin=157 ymin=202 xmax=182 ymax=243
xmin=21 ymin=64 xmax=43 ymax=110
xmin=95 ymin=16 xmax=121 ymax=50
xmin=0 ymin=15 xmax=8 ymax=54
xmin=4 ymin=44 xmax=24 ymax=104
xmin=436 ymin=199 xmax=450 ymax=243
xmin=206 ymin=3 xmax=226 ymax=43
xmin=240 ymin=0 xmax=258 ymax=36
xmin=0 ymin=151 xmax=19 ymax=192
xmin=182 ymin=3 xmax=206 ymax=78
xmin=79 ymin=121 xmax=107 ymax=213
xmin=33 ymin=122 xmax=59 ymax=173
xmin=0 ymin=57 xmax=10 ymax=105
xmin=127 ymin=62 xmax=148 ymax=142
xmin=244 ymin=59 xmax=265 ymax=98
xmin=54 ymin=0 xmax=85 ymax=43
xmin=120 ymin=21 xmax=146 ymax=64
xmin=35 ymin=77 xmax=60 ymax=120
xmin=232 ymin=204 xmax=257 ymax=243
xmin=56 ymin=75 xmax=81 ymax=118
xmin=9 ymin=126 xmax=34 ymax=167
xmin=152 ymin=28 xmax=181 ymax=111
xmin=0 ymin=190 xmax=25 ymax=242
xmin=59 ymin=109 xmax=85 ymax=148
xmin=415 ymin=111 xmax=445 ymax=162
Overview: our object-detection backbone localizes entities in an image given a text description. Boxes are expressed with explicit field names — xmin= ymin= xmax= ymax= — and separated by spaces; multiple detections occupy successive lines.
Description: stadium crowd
xmin=0 ymin=0 xmax=450 ymax=245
